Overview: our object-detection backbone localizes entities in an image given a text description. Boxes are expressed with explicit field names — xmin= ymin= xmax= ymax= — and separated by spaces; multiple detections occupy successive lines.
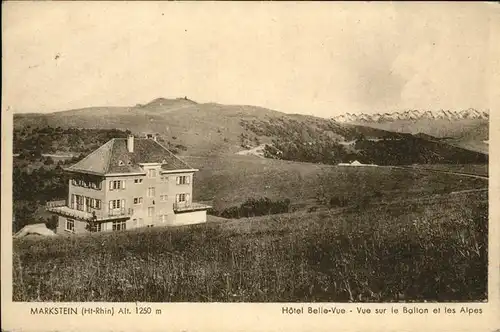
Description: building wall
xmin=58 ymin=166 xmax=200 ymax=234
xmin=141 ymin=165 xmax=163 ymax=226
xmin=67 ymin=176 xmax=106 ymax=218
xmin=156 ymin=171 xmax=195 ymax=226
xmin=105 ymin=174 xmax=148 ymax=224
xmin=173 ymin=210 xmax=207 ymax=226
xmin=102 ymin=168 xmax=194 ymax=228
xmin=56 ymin=216 xmax=89 ymax=235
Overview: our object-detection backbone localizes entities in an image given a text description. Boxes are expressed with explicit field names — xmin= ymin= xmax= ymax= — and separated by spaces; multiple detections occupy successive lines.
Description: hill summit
xmin=136 ymin=97 xmax=198 ymax=109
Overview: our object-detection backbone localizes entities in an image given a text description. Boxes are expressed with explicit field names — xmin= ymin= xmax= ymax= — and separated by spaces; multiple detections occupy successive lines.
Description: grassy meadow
xmin=185 ymin=155 xmax=487 ymax=211
xmin=13 ymin=190 xmax=487 ymax=302
xmin=407 ymin=164 xmax=488 ymax=177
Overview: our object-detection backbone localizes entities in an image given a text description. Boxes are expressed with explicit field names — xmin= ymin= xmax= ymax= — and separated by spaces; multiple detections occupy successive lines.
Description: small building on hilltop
xmin=338 ymin=160 xmax=378 ymax=167
xmin=46 ymin=135 xmax=211 ymax=235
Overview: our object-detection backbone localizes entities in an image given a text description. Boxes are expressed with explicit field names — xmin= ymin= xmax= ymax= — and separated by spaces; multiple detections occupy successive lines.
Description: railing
xmin=173 ymin=201 xmax=212 ymax=212
xmin=46 ymin=200 xmax=66 ymax=208
xmin=47 ymin=202 xmax=133 ymax=221
xmin=107 ymin=208 xmax=134 ymax=217
xmin=173 ymin=201 xmax=190 ymax=209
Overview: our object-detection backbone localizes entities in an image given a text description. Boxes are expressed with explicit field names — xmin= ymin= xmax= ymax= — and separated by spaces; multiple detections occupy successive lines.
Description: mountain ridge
xmin=332 ymin=108 xmax=489 ymax=123
xmin=13 ymin=98 xmax=489 ymax=161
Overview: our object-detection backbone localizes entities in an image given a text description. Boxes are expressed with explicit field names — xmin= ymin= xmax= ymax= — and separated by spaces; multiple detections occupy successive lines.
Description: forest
xmin=14 ymin=126 xmax=132 ymax=157
xmin=239 ymin=117 xmax=488 ymax=165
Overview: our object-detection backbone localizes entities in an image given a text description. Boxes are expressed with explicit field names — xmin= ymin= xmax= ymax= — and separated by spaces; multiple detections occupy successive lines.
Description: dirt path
xmin=450 ymin=188 xmax=488 ymax=195
xmin=394 ymin=166 xmax=489 ymax=180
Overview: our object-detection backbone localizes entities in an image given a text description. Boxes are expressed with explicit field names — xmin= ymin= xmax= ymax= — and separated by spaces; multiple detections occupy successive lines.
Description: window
xmin=147 ymin=187 xmax=156 ymax=197
xmin=176 ymin=193 xmax=190 ymax=203
xmin=160 ymin=176 xmax=168 ymax=182
xmin=148 ymin=207 xmax=155 ymax=217
xmin=160 ymin=214 xmax=168 ymax=223
xmin=109 ymin=180 xmax=125 ymax=191
xmin=148 ymin=169 xmax=157 ymax=178
xmin=176 ymin=175 xmax=190 ymax=185
xmin=85 ymin=197 xmax=92 ymax=212
xmin=90 ymin=223 xmax=101 ymax=232
xmin=95 ymin=199 xmax=102 ymax=210
xmin=109 ymin=199 xmax=123 ymax=209
xmin=160 ymin=195 xmax=168 ymax=201
xmin=112 ymin=220 xmax=126 ymax=231
xmin=76 ymin=195 xmax=84 ymax=211
xmin=134 ymin=179 xmax=143 ymax=184
xmin=65 ymin=219 xmax=74 ymax=232
xmin=72 ymin=178 xmax=102 ymax=190
xmin=133 ymin=197 xmax=143 ymax=204
xmin=118 ymin=160 xmax=124 ymax=166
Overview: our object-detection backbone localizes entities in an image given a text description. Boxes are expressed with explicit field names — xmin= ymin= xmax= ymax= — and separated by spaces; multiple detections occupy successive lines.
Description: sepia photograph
xmin=2 ymin=1 xmax=494 ymax=310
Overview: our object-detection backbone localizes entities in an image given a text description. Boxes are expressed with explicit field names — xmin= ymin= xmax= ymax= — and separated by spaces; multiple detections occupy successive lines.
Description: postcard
xmin=2 ymin=1 xmax=499 ymax=331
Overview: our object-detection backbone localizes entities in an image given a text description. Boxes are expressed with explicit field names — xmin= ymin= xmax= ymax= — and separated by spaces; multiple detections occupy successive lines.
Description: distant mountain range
xmin=332 ymin=108 xmax=489 ymax=123
xmin=330 ymin=108 xmax=489 ymax=154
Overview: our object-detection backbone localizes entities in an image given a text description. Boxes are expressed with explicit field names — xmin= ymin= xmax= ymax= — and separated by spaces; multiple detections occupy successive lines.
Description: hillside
xmin=240 ymin=118 xmax=487 ymax=165
xmin=14 ymin=98 xmax=488 ymax=164
xmin=14 ymin=99 xmax=288 ymax=157
xmin=183 ymin=155 xmax=487 ymax=211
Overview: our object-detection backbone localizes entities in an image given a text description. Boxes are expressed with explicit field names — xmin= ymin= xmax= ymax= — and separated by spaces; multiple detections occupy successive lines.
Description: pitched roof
xmin=14 ymin=223 xmax=56 ymax=238
xmin=66 ymin=138 xmax=193 ymax=175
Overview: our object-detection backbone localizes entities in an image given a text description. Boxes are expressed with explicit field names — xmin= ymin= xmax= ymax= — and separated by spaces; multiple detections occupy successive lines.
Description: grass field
xmin=13 ymin=190 xmax=487 ymax=302
xmin=407 ymin=164 xmax=488 ymax=177
xmin=185 ymin=155 xmax=488 ymax=210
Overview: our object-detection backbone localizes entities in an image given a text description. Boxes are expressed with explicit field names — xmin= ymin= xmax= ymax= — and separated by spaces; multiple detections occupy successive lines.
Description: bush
xmin=329 ymin=196 xmax=349 ymax=207
xmin=43 ymin=157 xmax=54 ymax=165
xmin=45 ymin=215 xmax=58 ymax=231
xmin=211 ymin=197 xmax=291 ymax=219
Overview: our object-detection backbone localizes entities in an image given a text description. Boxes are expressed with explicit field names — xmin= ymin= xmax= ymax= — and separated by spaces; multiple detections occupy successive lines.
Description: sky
xmin=2 ymin=2 xmax=498 ymax=117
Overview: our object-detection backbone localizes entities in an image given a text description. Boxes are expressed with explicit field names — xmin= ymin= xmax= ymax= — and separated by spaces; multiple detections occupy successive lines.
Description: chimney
xmin=127 ymin=135 xmax=134 ymax=153
xmin=153 ymin=135 xmax=158 ymax=142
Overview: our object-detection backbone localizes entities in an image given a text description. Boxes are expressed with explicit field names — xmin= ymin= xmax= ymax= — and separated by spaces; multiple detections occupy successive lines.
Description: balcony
xmin=46 ymin=201 xmax=132 ymax=222
xmin=107 ymin=207 xmax=133 ymax=218
xmin=173 ymin=201 xmax=212 ymax=213
xmin=46 ymin=200 xmax=66 ymax=208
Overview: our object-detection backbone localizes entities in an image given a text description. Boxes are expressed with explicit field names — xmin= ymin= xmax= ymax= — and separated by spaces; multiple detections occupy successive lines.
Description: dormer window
xmin=162 ymin=159 xmax=167 ymax=164
xmin=118 ymin=160 xmax=124 ymax=166
xmin=127 ymin=161 xmax=132 ymax=165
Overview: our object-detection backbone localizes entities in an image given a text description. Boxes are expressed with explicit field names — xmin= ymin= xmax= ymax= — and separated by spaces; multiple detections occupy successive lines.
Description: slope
xmin=14 ymin=98 xmax=488 ymax=164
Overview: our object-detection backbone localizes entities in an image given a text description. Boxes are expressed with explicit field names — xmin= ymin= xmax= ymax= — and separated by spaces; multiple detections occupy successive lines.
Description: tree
xmin=44 ymin=157 xmax=54 ymax=165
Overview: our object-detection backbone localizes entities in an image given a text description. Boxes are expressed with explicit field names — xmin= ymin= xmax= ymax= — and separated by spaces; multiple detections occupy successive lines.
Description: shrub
xmin=212 ymin=197 xmax=291 ymax=219
xmin=43 ymin=157 xmax=54 ymax=165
